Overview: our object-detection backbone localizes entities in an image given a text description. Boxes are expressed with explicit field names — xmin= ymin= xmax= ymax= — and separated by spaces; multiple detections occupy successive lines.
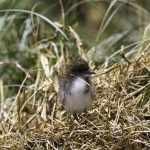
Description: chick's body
xmin=58 ymin=58 xmax=96 ymax=116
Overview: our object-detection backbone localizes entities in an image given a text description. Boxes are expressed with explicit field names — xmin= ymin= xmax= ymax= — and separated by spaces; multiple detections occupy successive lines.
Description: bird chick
xmin=58 ymin=58 xmax=96 ymax=119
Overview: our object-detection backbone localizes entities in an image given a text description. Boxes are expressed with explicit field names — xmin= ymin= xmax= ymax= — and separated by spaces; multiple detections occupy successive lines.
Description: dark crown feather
xmin=66 ymin=58 xmax=89 ymax=75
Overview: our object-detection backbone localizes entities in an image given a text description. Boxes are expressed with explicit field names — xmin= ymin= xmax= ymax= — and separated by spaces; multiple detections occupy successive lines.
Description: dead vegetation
xmin=0 ymin=34 xmax=150 ymax=149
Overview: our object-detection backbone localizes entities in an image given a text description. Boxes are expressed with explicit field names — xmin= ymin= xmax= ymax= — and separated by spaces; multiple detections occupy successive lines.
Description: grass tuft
xmin=0 ymin=1 xmax=150 ymax=149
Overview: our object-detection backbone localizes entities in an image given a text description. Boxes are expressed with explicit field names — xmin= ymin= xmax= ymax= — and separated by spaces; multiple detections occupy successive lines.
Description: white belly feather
xmin=64 ymin=78 xmax=91 ymax=114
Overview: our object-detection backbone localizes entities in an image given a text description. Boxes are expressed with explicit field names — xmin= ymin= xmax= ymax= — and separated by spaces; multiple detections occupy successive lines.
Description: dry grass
xmin=0 ymin=32 xmax=150 ymax=149
xmin=0 ymin=2 xmax=150 ymax=148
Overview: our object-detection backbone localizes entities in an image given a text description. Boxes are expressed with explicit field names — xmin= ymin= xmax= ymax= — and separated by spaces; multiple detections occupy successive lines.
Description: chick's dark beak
xmin=83 ymin=70 xmax=96 ymax=74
